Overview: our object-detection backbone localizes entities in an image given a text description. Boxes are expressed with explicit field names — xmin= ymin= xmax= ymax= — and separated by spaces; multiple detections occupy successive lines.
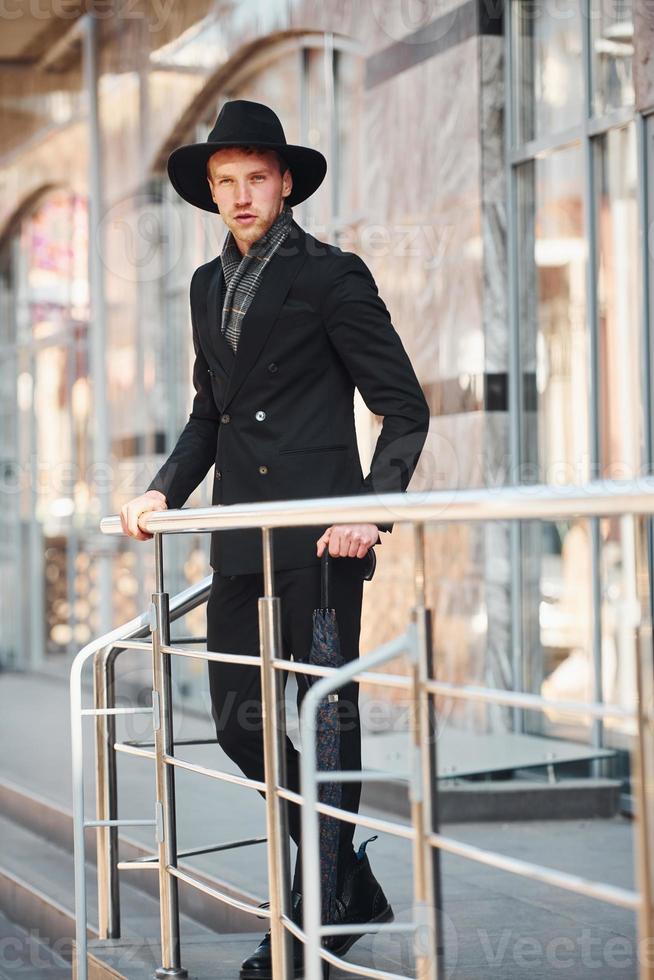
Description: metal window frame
xmin=505 ymin=0 xmax=642 ymax=755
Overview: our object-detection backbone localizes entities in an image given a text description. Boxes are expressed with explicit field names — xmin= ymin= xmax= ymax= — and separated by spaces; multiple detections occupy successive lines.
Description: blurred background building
xmin=0 ymin=0 xmax=651 ymax=796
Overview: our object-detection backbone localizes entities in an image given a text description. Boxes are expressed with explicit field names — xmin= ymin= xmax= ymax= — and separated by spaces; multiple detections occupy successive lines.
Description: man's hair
xmin=206 ymin=144 xmax=290 ymax=179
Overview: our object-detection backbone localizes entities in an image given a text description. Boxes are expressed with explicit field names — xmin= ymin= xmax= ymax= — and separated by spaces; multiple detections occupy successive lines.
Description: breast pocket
xmin=276 ymin=299 xmax=317 ymax=317
xmin=279 ymin=444 xmax=348 ymax=456
xmin=274 ymin=300 xmax=320 ymax=329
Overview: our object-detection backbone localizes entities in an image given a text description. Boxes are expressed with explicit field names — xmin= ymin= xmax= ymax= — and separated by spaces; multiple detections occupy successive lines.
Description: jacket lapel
xmin=205 ymin=258 xmax=235 ymax=377
xmin=222 ymin=220 xmax=309 ymax=408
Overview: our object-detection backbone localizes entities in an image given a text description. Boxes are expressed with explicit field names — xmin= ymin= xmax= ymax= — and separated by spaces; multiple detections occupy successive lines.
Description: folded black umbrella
xmin=306 ymin=548 xmax=376 ymax=923
xmin=308 ymin=550 xmax=344 ymax=924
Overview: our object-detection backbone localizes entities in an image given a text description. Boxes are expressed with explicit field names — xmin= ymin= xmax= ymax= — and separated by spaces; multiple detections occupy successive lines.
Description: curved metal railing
xmin=70 ymin=478 xmax=654 ymax=980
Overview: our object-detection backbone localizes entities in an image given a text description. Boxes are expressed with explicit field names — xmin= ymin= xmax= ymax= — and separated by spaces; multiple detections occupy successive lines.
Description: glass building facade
xmin=509 ymin=0 xmax=642 ymax=752
xmin=0 ymin=0 xmax=651 ymax=790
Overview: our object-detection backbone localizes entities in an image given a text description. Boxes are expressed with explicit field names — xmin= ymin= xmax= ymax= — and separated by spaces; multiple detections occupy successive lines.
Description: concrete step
xmin=361 ymin=729 xmax=621 ymax=821
xmin=0 ymin=908 xmax=70 ymax=979
xmin=0 ymin=812 xmax=220 ymax=958
xmin=0 ymin=776 xmax=264 ymax=935
xmin=0 ymin=777 xmax=418 ymax=980
xmin=362 ymin=776 xmax=623 ymax=822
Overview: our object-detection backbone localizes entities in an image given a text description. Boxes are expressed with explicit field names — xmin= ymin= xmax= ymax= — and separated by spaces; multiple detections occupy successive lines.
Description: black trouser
xmin=206 ymin=557 xmax=366 ymax=899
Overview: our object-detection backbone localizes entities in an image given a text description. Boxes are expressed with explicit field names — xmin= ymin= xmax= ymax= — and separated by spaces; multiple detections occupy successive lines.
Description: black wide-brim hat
xmin=167 ymin=99 xmax=327 ymax=214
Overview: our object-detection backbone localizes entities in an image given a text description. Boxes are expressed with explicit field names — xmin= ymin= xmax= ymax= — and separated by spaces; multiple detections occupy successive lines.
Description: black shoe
xmin=323 ymin=835 xmax=394 ymax=960
xmin=239 ymin=891 xmax=305 ymax=979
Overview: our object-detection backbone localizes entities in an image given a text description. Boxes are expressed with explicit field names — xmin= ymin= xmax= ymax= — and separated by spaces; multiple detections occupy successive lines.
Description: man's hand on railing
xmin=316 ymin=523 xmax=379 ymax=559
xmin=120 ymin=490 xmax=168 ymax=541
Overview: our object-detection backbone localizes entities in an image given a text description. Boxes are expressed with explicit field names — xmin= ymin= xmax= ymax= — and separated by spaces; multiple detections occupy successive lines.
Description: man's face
xmin=206 ymin=147 xmax=293 ymax=254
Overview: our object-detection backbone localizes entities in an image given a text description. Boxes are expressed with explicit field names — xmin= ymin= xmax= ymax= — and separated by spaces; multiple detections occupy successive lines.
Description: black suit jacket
xmin=147 ymin=218 xmax=430 ymax=575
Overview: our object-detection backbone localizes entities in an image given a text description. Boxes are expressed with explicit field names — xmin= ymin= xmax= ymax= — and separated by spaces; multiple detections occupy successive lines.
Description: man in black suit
xmin=121 ymin=100 xmax=430 ymax=978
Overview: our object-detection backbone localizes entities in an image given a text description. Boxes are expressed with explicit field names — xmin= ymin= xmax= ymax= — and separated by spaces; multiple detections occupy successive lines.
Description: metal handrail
xmin=70 ymin=478 xmax=654 ymax=980
xmin=99 ymin=476 xmax=654 ymax=535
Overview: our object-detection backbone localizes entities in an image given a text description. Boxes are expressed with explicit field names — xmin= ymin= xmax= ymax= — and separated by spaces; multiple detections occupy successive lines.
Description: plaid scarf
xmin=219 ymin=203 xmax=294 ymax=353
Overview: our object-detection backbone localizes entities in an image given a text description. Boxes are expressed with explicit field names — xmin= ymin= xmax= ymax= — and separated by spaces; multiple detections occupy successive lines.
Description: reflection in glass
xmin=513 ymin=1 xmax=583 ymax=143
xmin=19 ymin=193 xmax=90 ymax=529
xmin=517 ymin=144 xmax=592 ymax=739
xmin=516 ymin=125 xmax=643 ymax=746
xmin=598 ymin=518 xmax=638 ymax=748
xmin=11 ymin=190 xmax=97 ymax=655
xmin=334 ymin=50 xmax=363 ymax=235
xmin=523 ymin=518 xmax=594 ymax=740
xmin=590 ymin=0 xmax=634 ymax=115
xmin=517 ymin=145 xmax=589 ymax=486
xmin=596 ymin=124 xmax=641 ymax=480
xmin=595 ymin=122 xmax=640 ymax=746
xmin=0 ymin=262 xmax=19 ymax=663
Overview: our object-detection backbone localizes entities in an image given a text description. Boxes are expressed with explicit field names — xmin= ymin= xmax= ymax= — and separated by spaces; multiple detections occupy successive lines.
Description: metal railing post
xmin=151 ymin=533 xmax=187 ymax=978
xmin=93 ymin=646 xmax=120 ymax=938
xmin=631 ymin=514 xmax=654 ymax=980
xmin=411 ymin=524 xmax=441 ymax=978
xmin=258 ymin=527 xmax=293 ymax=978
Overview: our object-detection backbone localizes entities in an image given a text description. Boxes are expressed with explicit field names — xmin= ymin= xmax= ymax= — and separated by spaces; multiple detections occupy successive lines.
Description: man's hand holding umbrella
xmin=316 ymin=524 xmax=379 ymax=559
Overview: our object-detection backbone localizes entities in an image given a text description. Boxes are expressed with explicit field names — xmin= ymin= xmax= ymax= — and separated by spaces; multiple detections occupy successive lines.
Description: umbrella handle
xmin=321 ymin=547 xmax=376 ymax=605
xmin=321 ymin=550 xmax=331 ymax=608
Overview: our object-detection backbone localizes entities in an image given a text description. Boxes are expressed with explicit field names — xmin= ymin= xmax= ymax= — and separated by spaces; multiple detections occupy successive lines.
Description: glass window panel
xmin=334 ymin=50 xmax=364 ymax=234
xmin=590 ymin=0 xmax=634 ymax=115
xmin=517 ymin=144 xmax=592 ymax=739
xmin=522 ymin=517 xmax=594 ymax=740
xmin=596 ymin=123 xmax=641 ymax=479
xmin=513 ymin=1 xmax=584 ymax=144
xmin=517 ymin=145 xmax=589 ymax=485
xmin=300 ymin=46 xmax=333 ymax=234
xmin=598 ymin=517 xmax=638 ymax=749
xmin=0 ymin=294 xmax=20 ymax=663
xmin=594 ymin=122 xmax=640 ymax=746
xmin=9 ymin=190 xmax=91 ymax=659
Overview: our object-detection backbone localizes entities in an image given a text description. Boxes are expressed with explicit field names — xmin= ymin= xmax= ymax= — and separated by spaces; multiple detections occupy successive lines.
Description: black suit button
xmin=258 ymin=465 xmax=268 ymax=475
xmin=215 ymin=470 xmax=222 ymax=480
xmin=207 ymin=368 xmax=214 ymax=377
xmin=267 ymin=362 xmax=278 ymax=374
xmin=220 ymin=413 xmax=231 ymax=424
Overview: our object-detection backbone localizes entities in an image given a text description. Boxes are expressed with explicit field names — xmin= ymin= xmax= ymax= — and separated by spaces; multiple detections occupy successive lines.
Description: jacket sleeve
xmin=146 ymin=269 xmax=220 ymax=509
xmin=319 ymin=252 xmax=430 ymax=534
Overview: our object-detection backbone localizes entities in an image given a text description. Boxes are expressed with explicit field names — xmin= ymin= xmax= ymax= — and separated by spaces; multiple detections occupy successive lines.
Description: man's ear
xmin=282 ymin=168 xmax=293 ymax=200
